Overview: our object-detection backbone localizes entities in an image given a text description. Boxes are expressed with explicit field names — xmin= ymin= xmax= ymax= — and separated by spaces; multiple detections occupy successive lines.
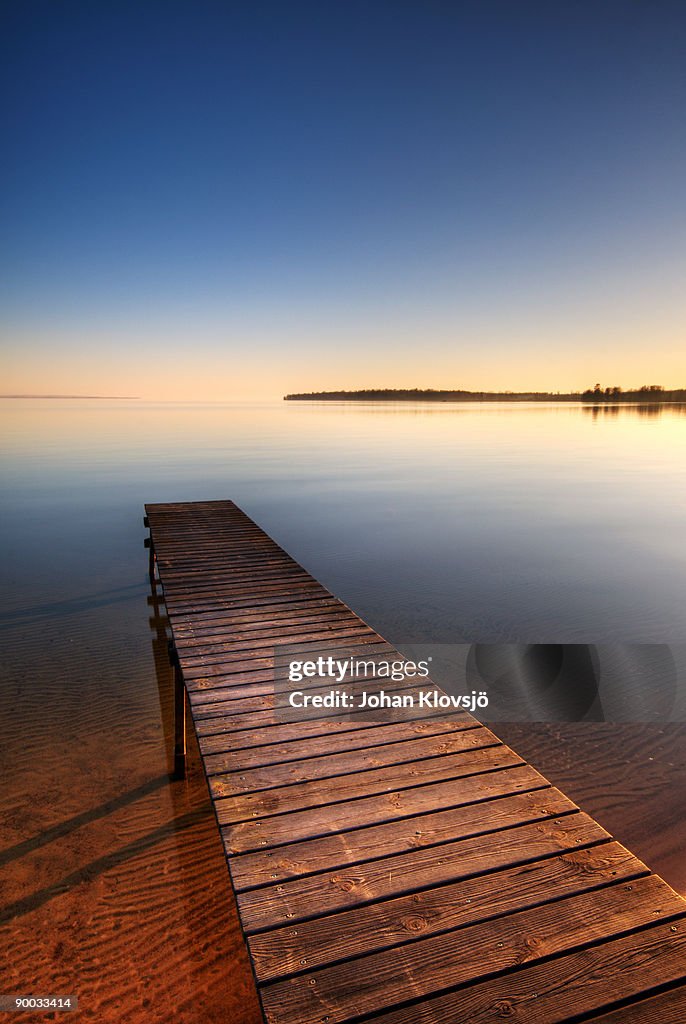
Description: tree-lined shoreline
xmin=284 ymin=386 xmax=686 ymax=403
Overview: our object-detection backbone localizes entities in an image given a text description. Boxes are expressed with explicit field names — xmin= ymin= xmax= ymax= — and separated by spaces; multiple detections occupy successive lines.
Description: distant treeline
xmin=284 ymin=386 xmax=686 ymax=403
xmin=284 ymin=389 xmax=579 ymax=402
xmin=580 ymin=384 xmax=686 ymax=403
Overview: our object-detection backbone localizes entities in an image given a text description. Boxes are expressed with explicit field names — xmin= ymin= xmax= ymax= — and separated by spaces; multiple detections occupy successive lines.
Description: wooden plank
xmin=158 ymin=558 xmax=304 ymax=576
xmin=215 ymin=739 xmax=511 ymax=820
xmin=224 ymin=762 xmax=546 ymax=856
xmin=159 ymin=552 xmax=288 ymax=567
xmin=156 ymin=567 xmax=311 ymax=588
xmin=188 ymin=668 xmax=419 ymax=713
xmin=582 ymin=984 xmax=686 ymax=1023
xmin=248 ymin=840 xmax=644 ymax=980
xmin=181 ymin=633 xmax=391 ymax=679
xmin=235 ymin=810 xmax=609 ymax=932
xmin=148 ymin=515 xmax=264 ymax=529
xmin=209 ymin=733 xmax=505 ymax=811
xmin=154 ymin=558 xmax=303 ymax=577
xmin=179 ymin=624 xmax=381 ymax=662
xmin=185 ymin=658 xmax=416 ymax=703
xmin=157 ymin=544 xmax=282 ymax=560
xmin=172 ymin=613 xmax=354 ymax=644
xmin=188 ymin=666 xmax=398 ymax=703
xmin=163 ymin=581 xmax=329 ymax=608
xmin=164 ymin=589 xmax=337 ymax=615
xmin=163 ymin=580 xmax=329 ymax=600
xmin=189 ymin=675 xmax=436 ymax=720
xmin=351 ymin=921 xmax=686 ymax=1024
xmin=227 ymin=787 xmax=576 ymax=890
xmin=160 ymin=576 xmax=317 ymax=600
xmin=201 ymin=717 xmax=478 ymax=774
xmin=170 ymin=599 xmax=350 ymax=634
xmin=208 ymin=724 xmax=498 ymax=793
xmin=194 ymin=703 xmax=455 ymax=741
xmin=175 ymin=619 xmax=373 ymax=656
xmin=213 ymin=741 xmax=511 ymax=822
xmin=258 ymin=875 xmax=685 ymax=1024
xmin=185 ymin=648 xmax=404 ymax=695
xmin=172 ymin=606 xmax=359 ymax=634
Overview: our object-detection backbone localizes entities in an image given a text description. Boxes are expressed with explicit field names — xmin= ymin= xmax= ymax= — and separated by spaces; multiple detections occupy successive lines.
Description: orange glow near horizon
xmin=3 ymin=322 xmax=685 ymax=401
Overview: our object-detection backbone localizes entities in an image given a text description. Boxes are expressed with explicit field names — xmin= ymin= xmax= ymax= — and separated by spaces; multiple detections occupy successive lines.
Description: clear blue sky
xmin=2 ymin=1 xmax=685 ymax=397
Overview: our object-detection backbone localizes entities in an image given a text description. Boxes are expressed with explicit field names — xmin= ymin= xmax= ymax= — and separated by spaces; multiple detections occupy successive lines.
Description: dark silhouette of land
xmin=579 ymin=384 xmax=686 ymax=403
xmin=284 ymin=385 xmax=686 ymax=403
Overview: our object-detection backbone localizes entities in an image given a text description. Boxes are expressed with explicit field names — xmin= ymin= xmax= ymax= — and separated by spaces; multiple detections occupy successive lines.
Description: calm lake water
xmin=2 ymin=398 xmax=685 ymax=1023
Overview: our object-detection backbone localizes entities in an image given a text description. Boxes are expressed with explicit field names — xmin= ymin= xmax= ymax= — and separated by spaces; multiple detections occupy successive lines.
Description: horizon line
xmin=0 ymin=394 xmax=141 ymax=400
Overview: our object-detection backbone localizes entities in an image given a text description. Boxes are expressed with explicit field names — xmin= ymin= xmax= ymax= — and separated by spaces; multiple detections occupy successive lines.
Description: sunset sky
xmin=2 ymin=2 xmax=685 ymax=399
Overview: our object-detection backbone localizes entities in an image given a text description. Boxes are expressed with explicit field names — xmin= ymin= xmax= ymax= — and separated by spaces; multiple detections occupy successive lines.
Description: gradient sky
xmin=2 ymin=1 xmax=685 ymax=399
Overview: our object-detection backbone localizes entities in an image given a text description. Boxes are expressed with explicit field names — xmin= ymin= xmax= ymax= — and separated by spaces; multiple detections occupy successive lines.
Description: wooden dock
xmin=145 ymin=500 xmax=686 ymax=1024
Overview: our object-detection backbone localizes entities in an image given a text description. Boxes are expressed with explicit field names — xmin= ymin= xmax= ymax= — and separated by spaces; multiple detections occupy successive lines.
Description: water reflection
xmin=583 ymin=402 xmax=686 ymax=419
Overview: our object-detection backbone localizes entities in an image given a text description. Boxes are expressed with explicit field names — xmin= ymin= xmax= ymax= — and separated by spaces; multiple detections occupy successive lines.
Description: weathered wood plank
xmin=163 ymin=581 xmax=330 ymax=609
xmin=154 ymin=559 xmax=303 ymax=578
xmin=194 ymin=702 xmax=454 ymax=741
xmin=189 ymin=674 xmax=437 ymax=720
xmin=201 ymin=717 xmax=477 ymax=774
xmin=258 ymin=875 xmax=684 ymax=1024
xmin=181 ymin=633 xmax=391 ymax=680
xmin=175 ymin=620 xmax=373 ymax=657
xmin=248 ymin=840 xmax=644 ymax=980
xmin=227 ymin=787 xmax=575 ymax=891
xmin=582 ymin=984 xmax=686 ymax=1023
xmin=170 ymin=599 xmax=349 ymax=634
xmin=188 ymin=671 xmax=425 ymax=715
xmin=157 ymin=571 xmax=311 ymax=593
xmin=213 ymin=741 xmax=510 ymax=822
xmin=163 ymin=579 xmax=320 ymax=600
xmin=165 ymin=585 xmax=314 ymax=608
xmin=209 ymin=725 xmax=498 ymax=794
xmin=235 ymin=810 xmax=609 ymax=932
xmin=172 ymin=607 xmax=360 ymax=637
xmin=224 ymin=762 xmax=546 ymax=857
xmin=187 ymin=662 xmax=398 ymax=703
xmin=351 ymin=922 xmax=686 ymax=1024
xmin=216 ymin=739 xmax=512 ymax=820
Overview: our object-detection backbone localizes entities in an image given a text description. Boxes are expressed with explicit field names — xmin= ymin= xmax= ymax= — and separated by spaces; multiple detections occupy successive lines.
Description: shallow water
xmin=1 ymin=398 xmax=685 ymax=1021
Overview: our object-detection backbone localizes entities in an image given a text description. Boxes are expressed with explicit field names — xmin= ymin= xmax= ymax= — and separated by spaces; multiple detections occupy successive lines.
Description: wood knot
xmin=524 ymin=935 xmax=541 ymax=951
xmin=400 ymin=915 xmax=427 ymax=933
xmin=330 ymin=875 xmax=357 ymax=893
xmin=494 ymin=1000 xmax=515 ymax=1017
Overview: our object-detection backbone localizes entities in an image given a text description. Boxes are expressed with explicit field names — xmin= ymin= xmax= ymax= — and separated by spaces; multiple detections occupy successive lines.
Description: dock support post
xmin=144 ymin=516 xmax=156 ymax=584
xmin=169 ymin=643 xmax=186 ymax=779
xmin=146 ymin=537 xmax=156 ymax=584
